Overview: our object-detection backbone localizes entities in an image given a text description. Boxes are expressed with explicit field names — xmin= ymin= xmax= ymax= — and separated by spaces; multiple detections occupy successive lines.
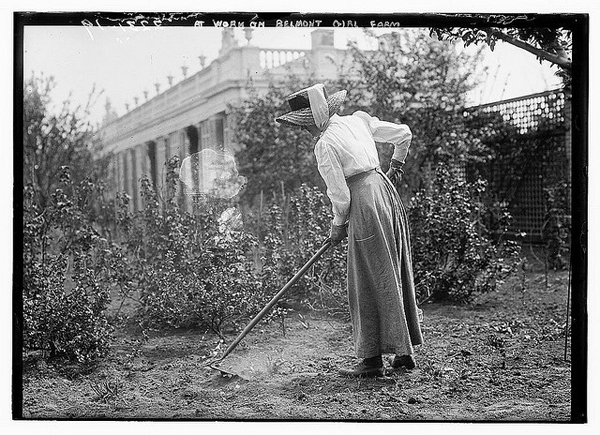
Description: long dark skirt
xmin=346 ymin=168 xmax=423 ymax=358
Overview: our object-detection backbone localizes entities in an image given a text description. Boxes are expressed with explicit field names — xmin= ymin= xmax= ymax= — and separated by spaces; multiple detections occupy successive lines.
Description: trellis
xmin=464 ymin=90 xmax=570 ymax=241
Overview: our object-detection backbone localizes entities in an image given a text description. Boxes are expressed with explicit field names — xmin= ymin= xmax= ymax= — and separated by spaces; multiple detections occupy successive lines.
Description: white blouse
xmin=314 ymin=111 xmax=412 ymax=226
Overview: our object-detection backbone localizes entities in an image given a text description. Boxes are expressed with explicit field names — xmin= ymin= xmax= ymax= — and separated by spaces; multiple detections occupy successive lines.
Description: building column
xmin=108 ymin=155 xmax=117 ymax=196
xmin=116 ymin=152 xmax=124 ymax=194
xmin=164 ymin=135 xmax=172 ymax=165
xmin=134 ymin=144 xmax=145 ymax=211
xmin=129 ymin=147 xmax=139 ymax=212
xmin=125 ymin=149 xmax=135 ymax=212
xmin=164 ymin=135 xmax=179 ymax=200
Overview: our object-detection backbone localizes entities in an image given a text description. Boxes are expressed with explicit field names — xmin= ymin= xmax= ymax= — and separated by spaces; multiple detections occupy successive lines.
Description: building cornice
xmin=101 ymin=76 xmax=272 ymax=154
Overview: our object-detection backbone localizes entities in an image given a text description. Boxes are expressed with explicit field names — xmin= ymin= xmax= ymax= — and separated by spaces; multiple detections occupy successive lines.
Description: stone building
xmin=98 ymin=28 xmax=349 ymax=211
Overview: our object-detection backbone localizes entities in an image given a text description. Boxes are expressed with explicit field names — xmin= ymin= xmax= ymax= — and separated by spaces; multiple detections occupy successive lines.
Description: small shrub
xmin=408 ymin=166 xmax=521 ymax=303
xmin=250 ymin=184 xmax=348 ymax=314
xmin=115 ymin=157 xmax=273 ymax=336
xmin=22 ymin=168 xmax=114 ymax=363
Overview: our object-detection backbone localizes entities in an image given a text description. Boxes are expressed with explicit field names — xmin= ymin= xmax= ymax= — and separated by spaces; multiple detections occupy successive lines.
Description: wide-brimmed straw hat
xmin=275 ymin=84 xmax=347 ymax=127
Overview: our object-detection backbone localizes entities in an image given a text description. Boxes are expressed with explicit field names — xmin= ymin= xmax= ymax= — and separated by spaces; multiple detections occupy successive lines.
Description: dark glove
xmin=385 ymin=158 xmax=405 ymax=186
xmin=329 ymin=222 xmax=348 ymax=247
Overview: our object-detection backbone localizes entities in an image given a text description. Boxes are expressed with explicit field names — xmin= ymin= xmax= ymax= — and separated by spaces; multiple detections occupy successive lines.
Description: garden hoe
xmin=206 ymin=238 xmax=332 ymax=379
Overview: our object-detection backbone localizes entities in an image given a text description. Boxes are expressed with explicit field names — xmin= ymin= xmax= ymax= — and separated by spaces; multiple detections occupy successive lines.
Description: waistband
xmin=346 ymin=167 xmax=382 ymax=184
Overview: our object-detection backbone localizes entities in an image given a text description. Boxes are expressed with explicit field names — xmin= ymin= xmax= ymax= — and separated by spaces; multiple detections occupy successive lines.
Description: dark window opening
xmin=186 ymin=126 xmax=199 ymax=155
xmin=215 ymin=118 xmax=224 ymax=150
xmin=147 ymin=141 xmax=158 ymax=190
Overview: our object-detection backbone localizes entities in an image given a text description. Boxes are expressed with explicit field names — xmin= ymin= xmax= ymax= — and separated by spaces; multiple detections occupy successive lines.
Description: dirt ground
xmin=20 ymin=269 xmax=572 ymax=421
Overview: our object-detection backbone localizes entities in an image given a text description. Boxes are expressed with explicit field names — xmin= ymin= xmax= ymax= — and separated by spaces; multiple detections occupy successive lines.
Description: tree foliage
xmin=230 ymin=78 xmax=329 ymax=206
xmin=338 ymin=29 xmax=491 ymax=197
xmin=23 ymin=73 xmax=109 ymax=209
xmin=231 ymin=30 xmax=493 ymax=201
xmin=430 ymin=26 xmax=572 ymax=86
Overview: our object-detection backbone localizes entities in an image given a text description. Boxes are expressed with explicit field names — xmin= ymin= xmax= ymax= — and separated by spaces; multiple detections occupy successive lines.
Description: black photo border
xmin=12 ymin=11 xmax=589 ymax=423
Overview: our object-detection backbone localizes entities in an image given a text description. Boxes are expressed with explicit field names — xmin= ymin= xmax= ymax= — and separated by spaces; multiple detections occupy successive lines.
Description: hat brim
xmin=275 ymin=90 xmax=347 ymax=127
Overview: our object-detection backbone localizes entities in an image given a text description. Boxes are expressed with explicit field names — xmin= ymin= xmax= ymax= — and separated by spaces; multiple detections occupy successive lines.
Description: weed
xmin=265 ymin=356 xmax=285 ymax=375
xmin=421 ymin=360 xmax=444 ymax=380
xmin=90 ymin=379 xmax=123 ymax=403
xmin=485 ymin=334 xmax=506 ymax=349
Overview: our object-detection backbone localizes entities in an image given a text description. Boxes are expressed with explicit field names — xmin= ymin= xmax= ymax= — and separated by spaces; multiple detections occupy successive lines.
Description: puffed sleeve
xmin=314 ymin=139 xmax=351 ymax=226
xmin=354 ymin=110 xmax=412 ymax=163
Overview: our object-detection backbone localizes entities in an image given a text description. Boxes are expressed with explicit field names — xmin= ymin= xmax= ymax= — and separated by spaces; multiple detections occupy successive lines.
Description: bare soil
xmin=21 ymin=270 xmax=572 ymax=421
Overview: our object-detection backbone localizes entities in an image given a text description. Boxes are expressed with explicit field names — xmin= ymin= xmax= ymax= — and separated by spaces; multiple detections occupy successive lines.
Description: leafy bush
xmin=408 ymin=166 xmax=521 ymax=303
xmin=22 ymin=168 xmax=114 ymax=362
xmin=543 ymin=182 xmax=570 ymax=270
xmin=137 ymin=231 xmax=269 ymax=335
xmin=113 ymin=157 xmax=274 ymax=335
xmin=249 ymin=184 xmax=348 ymax=313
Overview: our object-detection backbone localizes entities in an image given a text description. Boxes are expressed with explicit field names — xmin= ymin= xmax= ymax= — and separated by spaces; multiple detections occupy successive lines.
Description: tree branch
xmin=490 ymin=29 xmax=572 ymax=70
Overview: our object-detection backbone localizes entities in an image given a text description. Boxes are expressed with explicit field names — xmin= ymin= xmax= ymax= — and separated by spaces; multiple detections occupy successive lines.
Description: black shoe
xmin=389 ymin=354 xmax=416 ymax=370
xmin=339 ymin=356 xmax=384 ymax=378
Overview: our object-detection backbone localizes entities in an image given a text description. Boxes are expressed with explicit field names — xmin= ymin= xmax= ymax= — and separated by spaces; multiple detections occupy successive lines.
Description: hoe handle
xmin=217 ymin=239 xmax=332 ymax=362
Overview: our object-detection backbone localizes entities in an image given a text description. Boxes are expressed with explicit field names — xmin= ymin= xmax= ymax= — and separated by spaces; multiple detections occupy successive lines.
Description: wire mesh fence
xmin=464 ymin=89 xmax=570 ymax=242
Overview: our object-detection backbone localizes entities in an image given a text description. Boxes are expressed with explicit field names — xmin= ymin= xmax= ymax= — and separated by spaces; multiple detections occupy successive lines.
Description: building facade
xmin=98 ymin=29 xmax=348 ymax=211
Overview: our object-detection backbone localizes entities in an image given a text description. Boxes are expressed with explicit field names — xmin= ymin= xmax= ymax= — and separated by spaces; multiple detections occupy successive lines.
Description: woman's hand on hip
xmin=386 ymin=158 xmax=404 ymax=186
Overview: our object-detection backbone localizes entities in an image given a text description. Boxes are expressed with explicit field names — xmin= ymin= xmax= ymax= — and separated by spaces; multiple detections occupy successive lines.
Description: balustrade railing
xmin=259 ymin=49 xmax=306 ymax=70
xmin=104 ymin=46 xmax=310 ymax=146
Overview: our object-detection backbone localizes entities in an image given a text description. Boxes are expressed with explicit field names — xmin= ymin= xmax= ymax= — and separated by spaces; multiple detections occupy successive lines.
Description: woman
xmin=275 ymin=84 xmax=423 ymax=377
